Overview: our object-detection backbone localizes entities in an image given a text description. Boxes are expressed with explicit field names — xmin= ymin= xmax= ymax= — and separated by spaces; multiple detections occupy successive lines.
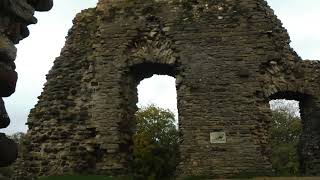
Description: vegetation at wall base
xmin=37 ymin=176 xmax=131 ymax=180
xmin=131 ymin=104 xmax=179 ymax=180
xmin=0 ymin=103 xmax=302 ymax=179
xmin=181 ymin=176 xmax=210 ymax=180
xmin=269 ymin=104 xmax=301 ymax=176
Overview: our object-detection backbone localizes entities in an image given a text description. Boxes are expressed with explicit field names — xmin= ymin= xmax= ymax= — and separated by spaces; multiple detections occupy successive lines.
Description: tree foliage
xmin=1 ymin=102 xmax=304 ymax=178
xmin=132 ymin=105 xmax=179 ymax=180
xmin=269 ymin=103 xmax=302 ymax=176
xmin=0 ymin=132 xmax=27 ymax=179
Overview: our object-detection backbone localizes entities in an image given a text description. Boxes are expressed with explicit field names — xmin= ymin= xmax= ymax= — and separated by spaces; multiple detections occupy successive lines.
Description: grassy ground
xmin=37 ymin=176 xmax=320 ymax=180
xmin=37 ymin=176 xmax=129 ymax=180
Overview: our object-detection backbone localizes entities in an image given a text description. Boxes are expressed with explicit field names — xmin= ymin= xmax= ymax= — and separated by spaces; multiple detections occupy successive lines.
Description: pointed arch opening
xmin=122 ymin=62 xmax=180 ymax=178
xmin=268 ymin=91 xmax=319 ymax=175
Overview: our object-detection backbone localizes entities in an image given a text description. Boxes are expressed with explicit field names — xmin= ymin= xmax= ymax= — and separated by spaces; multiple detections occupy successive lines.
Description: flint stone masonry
xmin=21 ymin=0 xmax=320 ymax=179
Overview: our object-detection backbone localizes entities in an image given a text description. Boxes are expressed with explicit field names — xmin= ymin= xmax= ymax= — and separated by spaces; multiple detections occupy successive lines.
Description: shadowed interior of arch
xmin=130 ymin=62 xmax=177 ymax=81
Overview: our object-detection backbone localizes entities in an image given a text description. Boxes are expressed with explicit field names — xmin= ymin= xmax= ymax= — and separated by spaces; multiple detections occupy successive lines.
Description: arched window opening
xmin=269 ymin=99 xmax=302 ymax=176
xmin=128 ymin=63 xmax=180 ymax=179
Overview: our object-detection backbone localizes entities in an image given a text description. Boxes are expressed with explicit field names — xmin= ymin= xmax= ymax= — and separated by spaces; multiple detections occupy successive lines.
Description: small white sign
xmin=210 ymin=132 xmax=226 ymax=144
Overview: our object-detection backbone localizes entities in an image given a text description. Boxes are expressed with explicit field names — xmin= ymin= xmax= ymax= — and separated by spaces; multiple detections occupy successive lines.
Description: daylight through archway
xmin=137 ymin=75 xmax=178 ymax=120
xmin=133 ymin=75 xmax=179 ymax=179
xmin=269 ymin=99 xmax=301 ymax=175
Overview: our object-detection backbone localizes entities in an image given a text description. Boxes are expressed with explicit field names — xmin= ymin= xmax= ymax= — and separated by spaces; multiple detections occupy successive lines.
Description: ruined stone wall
xmin=21 ymin=0 xmax=320 ymax=179
xmin=0 ymin=0 xmax=53 ymax=168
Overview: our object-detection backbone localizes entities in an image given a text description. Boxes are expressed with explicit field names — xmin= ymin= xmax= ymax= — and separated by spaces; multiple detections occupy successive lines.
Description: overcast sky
xmin=1 ymin=0 xmax=319 ymax=134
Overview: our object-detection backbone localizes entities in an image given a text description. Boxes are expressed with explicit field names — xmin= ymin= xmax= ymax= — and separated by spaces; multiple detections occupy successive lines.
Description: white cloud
xmin=138 ymin=75 xmax=177 ymax=117
xmin=1 ymin=0 xmax=99 ymax=134
xmin=267 ymin=0 xmax=320 ymax=60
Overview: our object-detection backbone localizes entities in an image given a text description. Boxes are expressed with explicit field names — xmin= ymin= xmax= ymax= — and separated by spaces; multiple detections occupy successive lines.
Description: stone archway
xmin=118 ymin=62 xmax=179 ymax=165
xmin=268 ymin=91 xmax=320 ymax=175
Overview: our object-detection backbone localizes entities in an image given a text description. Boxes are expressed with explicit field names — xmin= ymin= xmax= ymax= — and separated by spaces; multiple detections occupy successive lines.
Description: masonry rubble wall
xmin=20 ymin=0 xmax=320 ymax=179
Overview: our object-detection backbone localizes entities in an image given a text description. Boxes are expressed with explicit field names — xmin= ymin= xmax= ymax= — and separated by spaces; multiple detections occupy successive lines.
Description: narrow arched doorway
xmin=120 ymin=62 xmax=180 ymax=178
xmin=268 ymin=91 xmax=320 ymax=175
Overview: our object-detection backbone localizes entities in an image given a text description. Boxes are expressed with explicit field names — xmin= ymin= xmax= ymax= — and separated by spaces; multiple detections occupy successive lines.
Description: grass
xmin=37 ymin=175 xmax=131 ymax=180
xmin=38 ymin=175 xmax=202 ymax=180
xmin=34 ymin=175 xmax=320 ymax=180
xmin=37 ymin=175 xmax=204 ymax=180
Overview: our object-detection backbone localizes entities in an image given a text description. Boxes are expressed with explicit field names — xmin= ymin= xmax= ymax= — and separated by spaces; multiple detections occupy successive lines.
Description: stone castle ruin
xmin=21 ymin=0 xmax=320 ymax=178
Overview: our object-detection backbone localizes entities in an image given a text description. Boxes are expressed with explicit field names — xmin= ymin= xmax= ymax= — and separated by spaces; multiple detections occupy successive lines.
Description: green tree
xmin=269 ymin=104 xmax=301 ymax=176
xmin=0 ymin=132 xmax=27 ymax=179
xmin=132 ymin=105 xmax=179 ymax=180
